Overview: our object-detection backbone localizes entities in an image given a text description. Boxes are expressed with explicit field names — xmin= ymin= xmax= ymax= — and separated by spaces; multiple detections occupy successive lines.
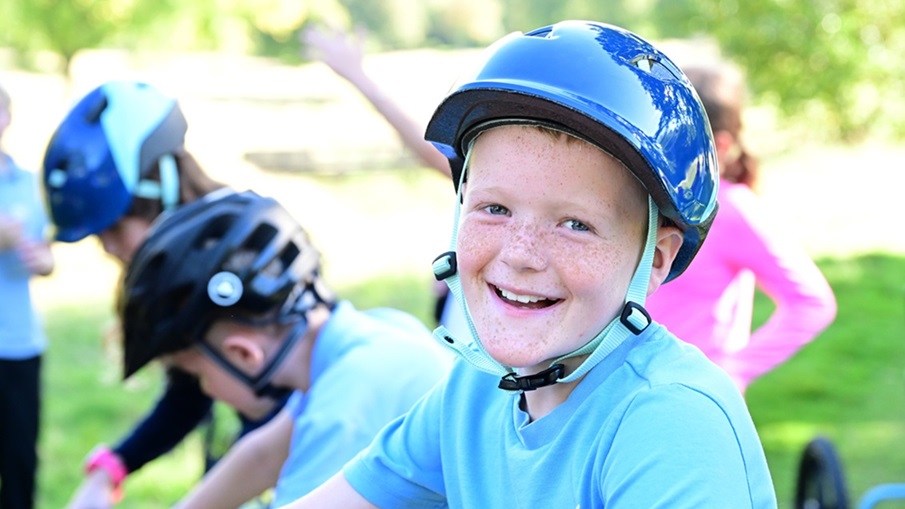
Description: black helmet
xmin=121 ymin=189 xmax=330 ymax=379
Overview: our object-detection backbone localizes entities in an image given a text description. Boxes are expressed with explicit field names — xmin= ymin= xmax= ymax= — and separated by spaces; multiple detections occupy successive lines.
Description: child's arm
xmin=112 ymin=369 xmax=214 ymax=472
xmin=16 ymin=238 xmax=53 ymax=276
xmin=66 ymin=370 xmax=214 ymax=508
xmin=175 ymin=409 xmax=292 ymax=509
xmin=276 ymin=472 xmax=377 ymax=509
xmin=300 ymin=25 xmax=451 ymax=178
xmin=720 ymin=187 xmax=837 ymax=390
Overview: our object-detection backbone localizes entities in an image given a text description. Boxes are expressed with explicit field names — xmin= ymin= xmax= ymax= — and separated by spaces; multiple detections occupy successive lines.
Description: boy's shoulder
xmin=622 ymin=323 xmax=740 ymax=401
xmin=320 ymin=300 xmax=451 ymax=367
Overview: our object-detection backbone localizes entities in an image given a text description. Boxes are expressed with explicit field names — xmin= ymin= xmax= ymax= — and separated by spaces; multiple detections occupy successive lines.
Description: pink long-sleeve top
xmin=645 ymin=179 xmax=837 ymax=392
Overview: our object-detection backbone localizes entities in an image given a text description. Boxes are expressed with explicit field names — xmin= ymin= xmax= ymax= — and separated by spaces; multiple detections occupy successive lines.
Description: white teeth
xmin=499 ymin=288 xmax=547 ymax=304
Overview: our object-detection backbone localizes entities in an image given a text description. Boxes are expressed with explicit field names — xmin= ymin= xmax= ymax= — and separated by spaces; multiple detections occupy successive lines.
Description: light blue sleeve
xmin=273 ymin=337 xmax=447 ymax=507
xmin=343 ymin=379 xmax=448 ymax=509
xmin=600 ymin=384 xmax=776 ymax=508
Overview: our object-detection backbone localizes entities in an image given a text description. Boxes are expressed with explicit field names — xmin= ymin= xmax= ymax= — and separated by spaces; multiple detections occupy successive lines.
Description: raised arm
xmin=300 ymin=25 xmax=451 ymax=178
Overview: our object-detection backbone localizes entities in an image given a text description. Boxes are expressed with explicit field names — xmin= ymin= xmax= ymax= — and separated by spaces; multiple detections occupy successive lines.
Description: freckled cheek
xmin=557 ymin=243 xmax=623 ymax=297
xmin=455 ymin=222 xmax=497 ymax=276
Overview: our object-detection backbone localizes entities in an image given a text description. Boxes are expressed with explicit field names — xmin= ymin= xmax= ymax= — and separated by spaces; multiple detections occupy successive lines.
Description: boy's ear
xmin=221 ymin=334 xmax=266 ymax=370
xmin=648 ymin=224 xmax=683 ymax=296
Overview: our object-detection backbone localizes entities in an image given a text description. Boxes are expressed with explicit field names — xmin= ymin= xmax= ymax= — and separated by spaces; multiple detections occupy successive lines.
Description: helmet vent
xmin=632 ymin=55 xmax=680 ymax=81
xmin=84 ymin=96 xmax=108 ymax=123
xmin=632 ymin=55 xmax=678 ymax=80
xmin=245 ymin=223 xmax=278 ymax=251
xmin=193 ymin=214 xmax=236 ymax=250
xmin=524 ymin=27 xmax=553 ymax=38
xmin=278 ymin=241 xmax=300 ymax=274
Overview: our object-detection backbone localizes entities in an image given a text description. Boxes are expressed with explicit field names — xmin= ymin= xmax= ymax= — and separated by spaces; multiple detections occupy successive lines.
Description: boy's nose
xmin=499 ymin=222 xmax=548 ymax=272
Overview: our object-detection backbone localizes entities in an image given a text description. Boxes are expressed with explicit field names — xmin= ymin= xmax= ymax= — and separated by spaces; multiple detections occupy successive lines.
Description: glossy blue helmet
xmin=43 ymin=81 xmax=186 ymax=242
xmin=425 ymin=20 xmax=719 ymax=281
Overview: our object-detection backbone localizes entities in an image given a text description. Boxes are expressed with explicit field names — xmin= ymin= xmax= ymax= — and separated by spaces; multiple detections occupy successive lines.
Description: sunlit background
xmin=1 ymin=1 xmax=903 ymax=507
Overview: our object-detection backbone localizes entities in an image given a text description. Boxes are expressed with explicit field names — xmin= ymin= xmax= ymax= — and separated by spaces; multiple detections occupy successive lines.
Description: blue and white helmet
xmin=43 ymin=80 xmax=186 ymax=242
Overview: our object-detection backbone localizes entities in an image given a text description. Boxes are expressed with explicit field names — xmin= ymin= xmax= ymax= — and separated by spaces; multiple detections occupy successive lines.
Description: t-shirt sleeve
xmin=273 ymin=341 xmax=447 ymax=507
xmin=600 ymin=384 xmax=773 ymax=508
xmin=719 ymin=186 xmax=836 ymax=387
xmin=343 ymin=380 xmax=448 ymax=509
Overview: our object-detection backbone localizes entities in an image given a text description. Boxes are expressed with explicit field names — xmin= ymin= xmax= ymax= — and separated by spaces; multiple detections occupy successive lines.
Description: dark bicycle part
xmin=795 ymin=436 xmax=850 ymax=509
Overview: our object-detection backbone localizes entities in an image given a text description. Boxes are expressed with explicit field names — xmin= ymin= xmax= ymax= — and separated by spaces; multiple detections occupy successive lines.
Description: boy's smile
xmin=494 ymin=284 xmax=560 ymax=309
xmin=456 ymin=125 xmax=648 ymax=373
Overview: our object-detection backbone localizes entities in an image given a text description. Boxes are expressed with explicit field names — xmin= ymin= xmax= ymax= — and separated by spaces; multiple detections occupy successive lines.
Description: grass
xmin=747 ymin=254 xmax=905 ymax=508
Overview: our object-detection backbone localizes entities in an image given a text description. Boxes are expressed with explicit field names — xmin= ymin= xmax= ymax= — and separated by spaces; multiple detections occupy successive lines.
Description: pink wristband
xmin=85 ymin=446 xmax=128 ymax=501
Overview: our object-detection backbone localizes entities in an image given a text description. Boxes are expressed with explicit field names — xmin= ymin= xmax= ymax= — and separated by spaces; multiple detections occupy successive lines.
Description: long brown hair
xmin=683 ymin=61 xmax=759 ymax=188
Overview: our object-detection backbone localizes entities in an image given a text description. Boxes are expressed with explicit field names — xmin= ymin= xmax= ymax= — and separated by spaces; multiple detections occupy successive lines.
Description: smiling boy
xmin=279 ymin=20 xmax=777 ymax=508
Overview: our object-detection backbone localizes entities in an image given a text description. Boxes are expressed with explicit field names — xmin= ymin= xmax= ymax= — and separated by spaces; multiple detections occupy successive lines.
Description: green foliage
xmin=0 ymin=0 xmax=183 ymax=72
xmin=648 ymin=0 xmax=905 ymax=141
xmin=3 ymin=0 xmax=903 ymax=142
xmin=38 ymin=301 xmax=203 ymax=508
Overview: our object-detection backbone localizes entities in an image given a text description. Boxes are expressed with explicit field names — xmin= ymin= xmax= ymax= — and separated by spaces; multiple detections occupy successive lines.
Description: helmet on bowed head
xmin=43 ymin=80 xmax=186 ymax=242
xmin=121 ymin=190 xmax=332 ymax=396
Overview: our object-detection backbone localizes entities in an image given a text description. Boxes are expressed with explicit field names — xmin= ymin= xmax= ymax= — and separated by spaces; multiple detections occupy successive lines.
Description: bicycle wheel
xmin=794 ymin=436 xmax=850 ymax=509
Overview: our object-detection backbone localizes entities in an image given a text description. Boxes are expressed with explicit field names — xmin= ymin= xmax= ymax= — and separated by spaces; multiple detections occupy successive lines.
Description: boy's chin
xmin=484 ymin=348 xmax=553 ymax=374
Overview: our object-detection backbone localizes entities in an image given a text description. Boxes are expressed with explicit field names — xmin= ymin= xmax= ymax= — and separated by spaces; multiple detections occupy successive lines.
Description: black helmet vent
xmin=193 ymin=213 xmax=237 ymax=250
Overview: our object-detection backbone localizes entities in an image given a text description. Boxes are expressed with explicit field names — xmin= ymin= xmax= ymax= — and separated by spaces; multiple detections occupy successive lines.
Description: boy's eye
xmin=485 ymin=204 xmax=509 ymax=215
xmin=564 ymin=219 xmax=590 ymax=232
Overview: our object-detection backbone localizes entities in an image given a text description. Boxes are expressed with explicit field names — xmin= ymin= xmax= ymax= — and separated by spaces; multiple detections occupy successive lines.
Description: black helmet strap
xmin=196 ymin=313 xmax=309 ymax=400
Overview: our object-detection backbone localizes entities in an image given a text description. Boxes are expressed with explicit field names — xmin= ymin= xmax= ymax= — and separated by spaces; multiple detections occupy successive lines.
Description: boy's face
xmin=97 ymin=216 xmax=152 ymax=265
xmin=456 ymin=125 xmax=647 ymax=371
xmin=162 ymin=340 xmax=276 ymax=421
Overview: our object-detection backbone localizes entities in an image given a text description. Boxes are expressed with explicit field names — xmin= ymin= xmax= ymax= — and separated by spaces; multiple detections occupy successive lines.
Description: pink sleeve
xmin=719 ymin=187 xmax=837 ymax=391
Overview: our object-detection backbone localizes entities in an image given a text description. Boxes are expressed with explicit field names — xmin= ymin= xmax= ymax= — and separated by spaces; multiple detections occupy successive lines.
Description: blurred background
xmin=1 ymin=0 xmax=903 ymax=507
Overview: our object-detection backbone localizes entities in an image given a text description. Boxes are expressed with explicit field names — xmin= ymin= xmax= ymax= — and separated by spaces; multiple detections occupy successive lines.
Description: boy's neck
xmin=281 ymin=305 xmax=331 ymax=393
xmin=519 ymin=355 xmax=588 ymax=420
xmin=520 ymin=379 xmax=581 ymax=421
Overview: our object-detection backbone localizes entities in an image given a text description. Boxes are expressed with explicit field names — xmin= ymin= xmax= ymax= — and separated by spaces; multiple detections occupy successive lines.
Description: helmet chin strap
xmin=134 ymin=154 xmax=180 ymax=211
xmin=194 ymin=285 xmax=327 ymax=401
xmin=432 ymin=152 xmax=656 ymax=391
xmin=196 ymin=315 xmax=307 ymax=401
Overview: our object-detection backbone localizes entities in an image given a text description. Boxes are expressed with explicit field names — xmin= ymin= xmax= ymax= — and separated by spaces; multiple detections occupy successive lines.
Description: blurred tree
xmin=648 ymin=0 xmax=905 ymax=141
xmin=500 ymin=0 xmax=650 ymax=35
xmin=0 ymin=0 xmax=901 ymax=141
xmin=0 ymin=0 xmax=182 ymax=75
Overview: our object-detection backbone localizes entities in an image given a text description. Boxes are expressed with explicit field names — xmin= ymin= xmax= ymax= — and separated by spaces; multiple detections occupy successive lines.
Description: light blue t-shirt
xmin=343 ymin=322 xmax=777 ymax=509
xmin=270 ymin=301 xmax=451 ymax=507
xmin=0 ymin=157 xmax=49 ymax=359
